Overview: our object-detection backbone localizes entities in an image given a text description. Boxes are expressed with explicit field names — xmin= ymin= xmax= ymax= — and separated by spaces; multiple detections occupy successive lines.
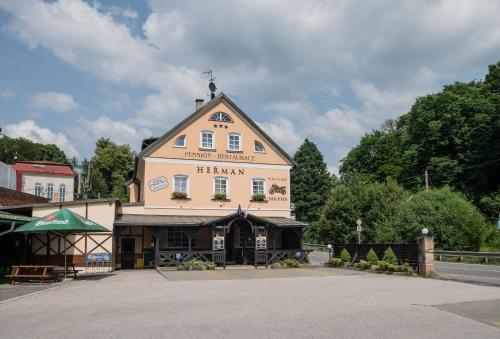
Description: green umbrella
xmin=15 ymin=208 xmax=109 ymax=278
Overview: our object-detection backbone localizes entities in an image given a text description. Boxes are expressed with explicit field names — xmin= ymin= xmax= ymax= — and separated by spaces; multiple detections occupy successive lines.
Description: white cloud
xmin=0 ymin=88 xmax=15 ymax=97
xmin=4 ymin=120 xmax=78 ymax=157
xmin=1 ymin=0 xmax=500 ymax=166
xmin=73 ymin=116 xmax=153 ymax=152
xmin=31 ymin=92 xmax=78 ymax=112
xmin=308 ymin=107 xmax=365 ymax=141
xmin=258 ymin=117 xmax=303 ymax=154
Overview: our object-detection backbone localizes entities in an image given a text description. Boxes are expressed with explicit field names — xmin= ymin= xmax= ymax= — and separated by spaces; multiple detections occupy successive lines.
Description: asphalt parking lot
xmin=0 ymin=268 xmax=499 ymax=338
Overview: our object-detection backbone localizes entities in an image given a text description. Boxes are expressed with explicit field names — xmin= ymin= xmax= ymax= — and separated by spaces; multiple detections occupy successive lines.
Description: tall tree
xmin=0 ymin=135 xmax=68 ymax=164
xmin=291 ymin=139 xmax=334 ymax=226
xmin=340 ymin=61 xmax=500 ymax=207
xmin=85 ymin=138 xmax=135 ymax=201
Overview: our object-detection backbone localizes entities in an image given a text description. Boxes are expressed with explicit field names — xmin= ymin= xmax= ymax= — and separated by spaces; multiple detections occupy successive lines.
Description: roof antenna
xmin=202 ymin=70 xmax=217 ymax=99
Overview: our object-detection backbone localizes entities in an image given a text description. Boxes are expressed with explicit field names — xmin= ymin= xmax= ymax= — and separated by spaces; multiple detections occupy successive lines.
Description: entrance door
xmin=121 ymin=238 xmax=135 ymax=269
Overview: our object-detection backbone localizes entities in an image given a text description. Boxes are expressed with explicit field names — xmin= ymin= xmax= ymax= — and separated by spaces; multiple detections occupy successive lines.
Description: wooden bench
xmin=53 ymin=264 xmax=82 ymax=279
xmin=5 ymin=265 xmax=58 ymax=285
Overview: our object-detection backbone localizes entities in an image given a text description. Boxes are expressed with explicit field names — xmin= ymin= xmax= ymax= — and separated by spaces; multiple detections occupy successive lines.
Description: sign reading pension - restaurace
xmin=185 ymin=151 xmax=255 ymax=162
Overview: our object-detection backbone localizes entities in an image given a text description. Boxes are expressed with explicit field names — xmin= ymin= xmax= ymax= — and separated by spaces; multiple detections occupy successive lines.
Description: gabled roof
xmin=10 ymin=161 xmax=75 ymax=176
xmin=137 ymin=92 xmax=295 ymax=165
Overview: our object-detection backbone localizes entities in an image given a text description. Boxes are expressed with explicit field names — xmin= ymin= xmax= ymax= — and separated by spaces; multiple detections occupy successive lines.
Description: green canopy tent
xmin=14 ymin=208 xmax=109 ymax=279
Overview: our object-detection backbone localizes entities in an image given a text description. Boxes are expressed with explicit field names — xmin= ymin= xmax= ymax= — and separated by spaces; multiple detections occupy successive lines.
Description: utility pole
xmin=424 ymin=170 xmax=429 ymax=190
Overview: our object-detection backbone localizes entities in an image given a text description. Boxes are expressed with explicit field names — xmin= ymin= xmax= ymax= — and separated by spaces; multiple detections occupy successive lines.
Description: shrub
xmin=358 ymin=260 xmax=371 ymax=270
xmin=281 ymin=258 xmax=300 ymax=268
xmin=252 ymin=194 xmax=266 ymax=201
xmin=327 ymin=257 xmax=343 ymax=267
xmin=171 ymin=191 xmax=188 ymax=199
xmin=366 ymin=248 xmax=379 ymax=265
xmin=340 ymin=248 xmax=351 ymax=263
xmin=383 ymin=247 xmax=397 ymax=265
xmin=213 ymin=192 xmax=227 ymax=200
xmin=271 ymin=262 xmax=284 ymax=269
xmin=178 ymin=259 xmax=215 ymax=271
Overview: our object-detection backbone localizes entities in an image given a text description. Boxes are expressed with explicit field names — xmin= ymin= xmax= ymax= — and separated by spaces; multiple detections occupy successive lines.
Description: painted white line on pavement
xmin=437 ymin=266 xmax=500 ymax=273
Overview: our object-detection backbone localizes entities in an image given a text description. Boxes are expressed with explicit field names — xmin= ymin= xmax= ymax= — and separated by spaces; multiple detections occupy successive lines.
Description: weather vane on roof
xmin=202 ymin=70 xmax=217 ymax=99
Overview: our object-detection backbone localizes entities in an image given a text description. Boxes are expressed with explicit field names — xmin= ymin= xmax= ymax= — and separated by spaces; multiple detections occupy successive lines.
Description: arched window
xmin=59 ymin=184 xmax=66 ymax=202
xmin=47 ymin=183 xmax=54 ymax=201
xmin=34 ymin=183 xmax=42 ymax=197
xmin=254 ymin=141 xmax=265 ymax=153
xmin=174 ymin=135 xmax=186 ymax=147
xmin=209 ymin=112 xmax=233 ymax=122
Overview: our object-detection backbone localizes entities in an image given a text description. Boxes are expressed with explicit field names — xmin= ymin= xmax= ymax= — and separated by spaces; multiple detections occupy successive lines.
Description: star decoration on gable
xmin=224 ymin=125 xmax=228 ymax=129
xmin=219 ymin=124 xmax=223 ymax=128
xmin=214 ymin=124 xmax=218 ymax=128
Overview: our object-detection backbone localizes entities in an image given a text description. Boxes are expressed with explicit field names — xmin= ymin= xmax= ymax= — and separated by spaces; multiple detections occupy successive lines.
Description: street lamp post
xmin=356 ymin=219 xmax=363 ymax=244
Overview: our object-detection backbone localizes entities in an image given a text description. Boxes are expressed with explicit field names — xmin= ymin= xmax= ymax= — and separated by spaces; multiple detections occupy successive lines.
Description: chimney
xmin=195 ymin=98 xmax=204 ymax=110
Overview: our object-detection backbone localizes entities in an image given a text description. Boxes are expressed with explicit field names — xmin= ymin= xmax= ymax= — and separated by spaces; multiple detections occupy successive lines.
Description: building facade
xmin=116 ymin=93 xmax=307 ymax=268
xmin=10 ymin=161 xmax=75 ymax=202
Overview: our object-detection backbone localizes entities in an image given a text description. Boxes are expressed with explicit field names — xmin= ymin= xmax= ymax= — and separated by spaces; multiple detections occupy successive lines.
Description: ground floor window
xmin=167 ymin=228 xmax=195 ymax=248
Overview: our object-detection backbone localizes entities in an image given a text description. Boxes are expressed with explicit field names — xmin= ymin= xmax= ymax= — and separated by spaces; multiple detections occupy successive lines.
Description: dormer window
xmin=254 ymin=141 xmax=265 ymax=153
xmin=174 ymin=135 xmax=186 ymax=148
xmin=209 ymin=112 xmax=233 ymax=122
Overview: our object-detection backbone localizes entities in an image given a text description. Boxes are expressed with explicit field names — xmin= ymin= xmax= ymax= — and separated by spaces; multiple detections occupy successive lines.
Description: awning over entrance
xmin=114 ymin=213 xmax=308 ymax=228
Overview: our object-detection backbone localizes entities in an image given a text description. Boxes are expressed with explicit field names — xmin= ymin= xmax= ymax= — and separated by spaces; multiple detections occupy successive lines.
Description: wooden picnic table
xmin=5 ymin=265 xmax=58 ymax=284
xmin=53 ymin=264 xmax=83 ymax=279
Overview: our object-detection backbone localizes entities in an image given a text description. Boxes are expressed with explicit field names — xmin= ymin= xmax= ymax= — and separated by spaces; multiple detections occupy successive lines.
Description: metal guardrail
xmin=434 ymin=250 xmax=500 ymax=263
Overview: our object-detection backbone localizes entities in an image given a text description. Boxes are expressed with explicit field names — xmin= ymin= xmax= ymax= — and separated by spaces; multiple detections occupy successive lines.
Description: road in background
xmin=435 ymin=261 xmax=500 ymax=286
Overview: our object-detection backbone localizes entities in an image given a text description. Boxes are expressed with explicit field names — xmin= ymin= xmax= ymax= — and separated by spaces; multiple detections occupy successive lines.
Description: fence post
xmin=418 ymin=236 xmax=435 ymax=277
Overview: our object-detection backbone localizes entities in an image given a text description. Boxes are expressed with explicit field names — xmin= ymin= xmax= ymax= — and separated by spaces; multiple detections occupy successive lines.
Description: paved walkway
xmin=1 ymin=269 xmax=499 ymax=338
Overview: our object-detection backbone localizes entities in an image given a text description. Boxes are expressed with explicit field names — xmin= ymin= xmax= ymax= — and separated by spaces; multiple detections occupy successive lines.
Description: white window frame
xmin=34 ymin=183 xmax=42 ymax=197
xmin=213 ymin=176 xmax=229 ymax=197
xmin=251 ymin=178 xmax=266 ymax=196
xmin=227 ymin=132 xmax=242 ymax=151
xmin=47 ymin=183 xmax=54 ymax=201
xmin=59 ymin=184 xmax=66 ymax=202
xmin=173 ymin=174 xmax=190 ymax=195
xmin=209 ymin=112 xmax=233 ymax=122
xmin=174 ymin=135 xmax=186 ymax=148
xmin=200 ymin=130 xmax=215 ymax=149
xmin=254 ymin=141 xmax=265 ymax=153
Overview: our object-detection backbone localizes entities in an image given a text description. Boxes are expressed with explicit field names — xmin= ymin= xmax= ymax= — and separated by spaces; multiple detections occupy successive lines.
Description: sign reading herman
xmin=149 ymin=176 xmax=168 ymax=191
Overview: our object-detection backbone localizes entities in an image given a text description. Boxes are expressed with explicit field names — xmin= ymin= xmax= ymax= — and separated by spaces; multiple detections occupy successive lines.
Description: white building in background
xmin=0 ymin=161 xmax=16 ymax=190
xmin=10 ymin=161 xmax=75 ymax=202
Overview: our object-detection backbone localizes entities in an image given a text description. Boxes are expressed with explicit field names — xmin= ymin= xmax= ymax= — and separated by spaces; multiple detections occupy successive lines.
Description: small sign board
xmin=356 ymin=225 xmax=363 ymax=232
xmin=295 ymin=251 xmax=302 ymax=258
xmin=213 ymin=234 xmax=225 ymax=250
xmin=256 ymin=234 xmax=267 ymax=250
xmin=85 ymin=253 xmax=112 ymax=263
xmin=148 ymin=176 xmax=168 ymax=192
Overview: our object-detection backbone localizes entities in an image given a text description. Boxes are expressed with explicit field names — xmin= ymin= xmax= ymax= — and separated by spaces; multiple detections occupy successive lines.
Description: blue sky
xmin=1 ymin=0 xmax=499 ymax=174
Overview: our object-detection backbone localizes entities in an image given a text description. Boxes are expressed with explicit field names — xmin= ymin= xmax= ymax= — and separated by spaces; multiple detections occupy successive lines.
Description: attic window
xmin=174 ymin=135 xmax=186 ymax=148
xmin=209 ymin=112 xmax=233 ymax=122
xmin=254 ymin=141 xmax=265 ymax=153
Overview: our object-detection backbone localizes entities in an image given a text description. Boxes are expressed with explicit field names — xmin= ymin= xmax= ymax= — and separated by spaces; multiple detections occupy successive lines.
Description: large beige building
xmin=1 ymin=94 xmax=307 ymax=269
